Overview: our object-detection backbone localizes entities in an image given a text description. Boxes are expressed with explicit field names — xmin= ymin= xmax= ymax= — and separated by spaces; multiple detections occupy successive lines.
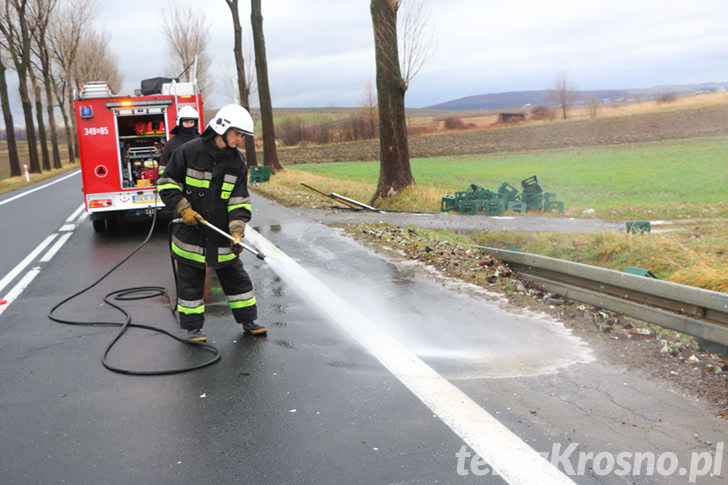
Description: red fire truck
xmin=73 ymin=78 xmax=204 ymax=232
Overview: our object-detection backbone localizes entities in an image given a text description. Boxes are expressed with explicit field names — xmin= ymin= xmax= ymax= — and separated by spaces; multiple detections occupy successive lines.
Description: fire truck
xmin=73 ymin=77 xmax=204 ymax=232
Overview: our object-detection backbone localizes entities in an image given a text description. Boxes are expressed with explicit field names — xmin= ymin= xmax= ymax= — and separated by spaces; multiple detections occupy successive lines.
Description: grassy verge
xmin=257 ymin=135 xmax=728 ymax=220
xmin=0 ymin=161 xmax=80 ymax=195
xmin=252 ymin=135 xmax=728 ymax=293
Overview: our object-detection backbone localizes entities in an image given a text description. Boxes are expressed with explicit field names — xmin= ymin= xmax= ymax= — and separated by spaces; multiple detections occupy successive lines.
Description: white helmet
xmin=209 ymin=104 xmax=254 ymax=136
xmin=176 ymin=106 xmax=199 ymax=124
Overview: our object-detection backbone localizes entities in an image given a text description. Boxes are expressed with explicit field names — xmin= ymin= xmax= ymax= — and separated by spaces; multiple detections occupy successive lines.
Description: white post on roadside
xmin=23 ymin=164 xmax=29 ymax=182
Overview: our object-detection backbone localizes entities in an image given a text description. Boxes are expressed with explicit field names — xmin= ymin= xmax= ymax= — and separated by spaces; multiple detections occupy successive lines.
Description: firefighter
xmin=160 ymin=105 xmax=200 ymax=169
xmin=157 ymin=104 xmax=265 ymax=342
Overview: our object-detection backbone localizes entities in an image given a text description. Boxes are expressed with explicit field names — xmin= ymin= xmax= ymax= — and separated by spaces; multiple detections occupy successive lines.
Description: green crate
xmin=507 ymin=201 xmax=527 ymax=213
xmin=458 ymin=200 xmax=477 ymax=215
xmin=626 ymin=221 xmax=651 ymax=233
xmin=484 ymin=199 xmax=505 ymax=215
xmin=249 ymin=165 xmax=271 ymax=183
xmin=543 ymin=192 xmax=558 ymax=202
xmin=521 ymin=175 xmax=544 ymax=193
xmin=467 ymin=184 xmax=498 ymax=200
xmin=497 ymin=181 xmax=519 ymax=201
xmin=544 ymin=200 xmax=564 ymax=213
xmin=441 ymin=195 xmax=457 ymax=212
xmin=521 ymin=192 xmax=544 ymax=211
xmin=624 ymin=266 xmax=658 ymax=278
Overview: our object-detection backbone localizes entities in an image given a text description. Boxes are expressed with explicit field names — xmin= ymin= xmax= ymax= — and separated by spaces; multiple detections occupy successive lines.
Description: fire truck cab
xmin=74 ymin=78 xmax=204 ymax=232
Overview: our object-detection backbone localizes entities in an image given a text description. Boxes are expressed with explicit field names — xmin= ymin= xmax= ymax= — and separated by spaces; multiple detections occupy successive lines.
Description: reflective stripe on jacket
xmin=158 ymin=133 xmax=251 ymax=268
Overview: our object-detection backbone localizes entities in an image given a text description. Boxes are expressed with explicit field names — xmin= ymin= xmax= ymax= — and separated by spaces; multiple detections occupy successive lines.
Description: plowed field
xmin=276 ymin=103 xmax=728 ymax=164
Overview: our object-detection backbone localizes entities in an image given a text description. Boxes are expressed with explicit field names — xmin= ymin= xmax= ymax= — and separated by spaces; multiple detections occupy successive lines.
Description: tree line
xmin=1 ymin=0 xmax=122 ymax=177
xmin=1 ymin=0 xmax=431 ymax=207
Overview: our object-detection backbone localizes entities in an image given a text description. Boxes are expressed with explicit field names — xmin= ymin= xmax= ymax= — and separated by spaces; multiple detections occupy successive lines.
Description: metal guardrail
xmin=477 ymin=247 xmax=728 ymax=347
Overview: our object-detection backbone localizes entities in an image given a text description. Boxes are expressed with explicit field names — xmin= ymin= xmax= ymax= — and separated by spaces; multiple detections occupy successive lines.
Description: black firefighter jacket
xmin=157 ymin=129 xmax=251 ymax=269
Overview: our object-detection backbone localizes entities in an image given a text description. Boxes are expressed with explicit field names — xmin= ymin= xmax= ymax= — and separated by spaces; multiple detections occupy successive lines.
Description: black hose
xmin=48 ymin=210 xmax=221 ymax=375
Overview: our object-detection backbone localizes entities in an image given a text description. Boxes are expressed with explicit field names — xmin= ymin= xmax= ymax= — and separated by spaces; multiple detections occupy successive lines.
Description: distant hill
xmin=429 ymin=90 xmax=628 ymax=111
xmin=428 ymin=82 xmax=728 ymax=111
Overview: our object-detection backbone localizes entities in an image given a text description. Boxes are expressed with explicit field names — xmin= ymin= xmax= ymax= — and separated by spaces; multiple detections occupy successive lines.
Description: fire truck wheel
xmin=92 ymin=218 xmax=106 ymax=233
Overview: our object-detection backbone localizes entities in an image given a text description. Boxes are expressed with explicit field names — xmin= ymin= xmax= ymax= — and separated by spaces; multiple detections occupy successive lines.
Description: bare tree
xmin=398 ymin=0 xmax=434 ymax=90
xmin=159 ymin=3 xmax=212 ymax=96
xmin=0 ymin=0 xmax=41 ymax=173
xmin=548 ymin=71 xmax=578 ymax=120
xmin=0 ymin=51 xmax=20 ymax=176
xmin=48 ymin=0 xmax=95 ymax=162
xmin=224 ymin=0 xmax=257 ymax=165
xmin=30 ymin=0 xmax=61 ymax=169
xmin=587 ymin=95 xmax=600 ymax=118
xmin=358 ymin=80 xmax=378 ymax=139
xmin=72 ymin=29 xmax=122 ymax=92
xmin=250 ymin=0 xmax=281 ymax=171
xmin=370 ymin=0 xmax=414 ymax=204
xmin=28 ymin=57 xmax=50 ymax=170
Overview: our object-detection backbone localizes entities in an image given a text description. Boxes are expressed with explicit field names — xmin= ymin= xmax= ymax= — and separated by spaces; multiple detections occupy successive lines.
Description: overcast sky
xmin=43 ymin=0 xmax=728 ymax=109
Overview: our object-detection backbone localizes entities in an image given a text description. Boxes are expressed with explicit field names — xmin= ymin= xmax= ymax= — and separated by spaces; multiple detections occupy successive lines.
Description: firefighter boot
xmin=187 ymin=328 xmax=207 ymax=342
xmin=242 ymin=321 xmax=267 ymax=336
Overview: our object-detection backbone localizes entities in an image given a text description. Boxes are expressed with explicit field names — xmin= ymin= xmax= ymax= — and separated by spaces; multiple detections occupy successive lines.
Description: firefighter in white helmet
xmin=160 ymin=106 xmax=200 ymax=168
xmin=157 ymin=104 xmax=264 ymax=342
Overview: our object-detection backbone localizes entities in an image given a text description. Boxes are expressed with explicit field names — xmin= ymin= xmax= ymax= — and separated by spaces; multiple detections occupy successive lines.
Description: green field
xmin=285 ymin=136 xmax=728 ymax=219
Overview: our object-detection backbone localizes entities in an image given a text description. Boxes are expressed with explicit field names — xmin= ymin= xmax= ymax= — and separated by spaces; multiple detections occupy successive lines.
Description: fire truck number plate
xmin=133 ymin=193 xmax=158 ymax=204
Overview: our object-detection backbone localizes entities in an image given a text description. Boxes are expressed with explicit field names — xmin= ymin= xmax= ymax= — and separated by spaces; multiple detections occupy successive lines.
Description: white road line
xmin=66 ymin=203 xmax=85 ymax=223
xmin=245 ymin=227 xmax=575 ymax=485
xmin=58 ymin=224 xmax=76 ymax=232
xmin=0 ymin=234 xmax=57 ymax=295
xmin=0 ymin=169 xmax=80 ymax=208
xmin=0 ymin=267 xmax=42 ymax=318
xmin=40 ymin=232 xmax=73 ymax=263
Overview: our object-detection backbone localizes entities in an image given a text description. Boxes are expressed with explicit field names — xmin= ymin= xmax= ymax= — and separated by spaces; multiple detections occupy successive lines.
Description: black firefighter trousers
xmin=175 ymin=258 xmax=257 ymax=330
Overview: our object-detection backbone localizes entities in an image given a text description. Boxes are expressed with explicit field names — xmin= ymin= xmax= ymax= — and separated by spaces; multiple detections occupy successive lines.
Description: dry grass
xmin=253 ymin=169 xmax=446 ymax=210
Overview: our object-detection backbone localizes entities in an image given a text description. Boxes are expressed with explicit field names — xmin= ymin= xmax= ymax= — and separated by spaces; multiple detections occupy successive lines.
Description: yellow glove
xmin=231 ymin=232 xmax=244 ymax=255
xmin=180 ymin=207 xmax=203 ymax=226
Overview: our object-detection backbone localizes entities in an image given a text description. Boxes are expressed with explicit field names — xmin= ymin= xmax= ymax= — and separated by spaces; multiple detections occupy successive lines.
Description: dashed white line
xmin=66 ymin=203 xmax=85 ymax=223
xmin=40 ymin=232 xmax=73 ymax=263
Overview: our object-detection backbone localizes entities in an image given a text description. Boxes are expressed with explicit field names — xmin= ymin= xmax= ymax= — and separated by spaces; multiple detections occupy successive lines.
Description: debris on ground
xmin=349 ymin=222 xmax=728 ymax=418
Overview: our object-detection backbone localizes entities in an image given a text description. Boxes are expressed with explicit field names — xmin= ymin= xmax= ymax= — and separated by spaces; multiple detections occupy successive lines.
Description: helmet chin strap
xmin=222 ymin=130 xmax=235 ymax=149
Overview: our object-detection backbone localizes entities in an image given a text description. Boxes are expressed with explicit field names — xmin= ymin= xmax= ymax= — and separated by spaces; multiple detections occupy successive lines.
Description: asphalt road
xmin=1 ymin=172 xmax=726 ymax=484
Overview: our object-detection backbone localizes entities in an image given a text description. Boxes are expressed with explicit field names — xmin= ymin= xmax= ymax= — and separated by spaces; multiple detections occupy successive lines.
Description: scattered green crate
xmin=439 ymin=175 xmax=563 ymax=215
xmin=626 ymin=221 xmax=651 ymax=233
xmin=249 ymin=165 xmax=271 ymax=183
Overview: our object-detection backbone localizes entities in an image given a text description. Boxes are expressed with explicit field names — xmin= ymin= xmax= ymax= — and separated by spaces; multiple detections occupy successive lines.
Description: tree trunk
xmin=52 ymin=77 xmax=75 ymax=164
xmin=29 ymin=68 xmax=50 ymax=171
xmin=0 ymin=57 xmax=20 ymax=177
xmin=250 ymin=0 xmax=281 ymax=172
xmin=17 ymin=74 xmax=40 ymax=173
xmin=225 ymin=0 xmax=257 ymax=166
xmin=39 ymin=45 xmax=61 ymax=168
xmin=370 ymin=0 xmax=414 ymax=204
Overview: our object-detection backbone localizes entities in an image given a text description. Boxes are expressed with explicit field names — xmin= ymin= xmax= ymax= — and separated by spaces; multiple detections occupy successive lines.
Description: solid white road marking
xmin=245 ymin=227 xmax=575 ymax=485
xmin=0 ymin=234 xmax=57 ymax=295
xmin=0 ymin=267 xmax=42 ymax=317
xmin=0 ymin=170 xmax=80 ymax=208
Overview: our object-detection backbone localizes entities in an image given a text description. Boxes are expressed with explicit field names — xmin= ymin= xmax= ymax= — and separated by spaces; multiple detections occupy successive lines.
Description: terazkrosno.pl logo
xmin=455 ymin=442 xmax=724 ymax=482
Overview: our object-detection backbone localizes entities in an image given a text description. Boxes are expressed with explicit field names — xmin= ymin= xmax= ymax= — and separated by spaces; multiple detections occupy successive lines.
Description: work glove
xmin=231 ymin=232 xmax=244 ymax=255
xmin=180 ymin=207 xmax=203 ymax=226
